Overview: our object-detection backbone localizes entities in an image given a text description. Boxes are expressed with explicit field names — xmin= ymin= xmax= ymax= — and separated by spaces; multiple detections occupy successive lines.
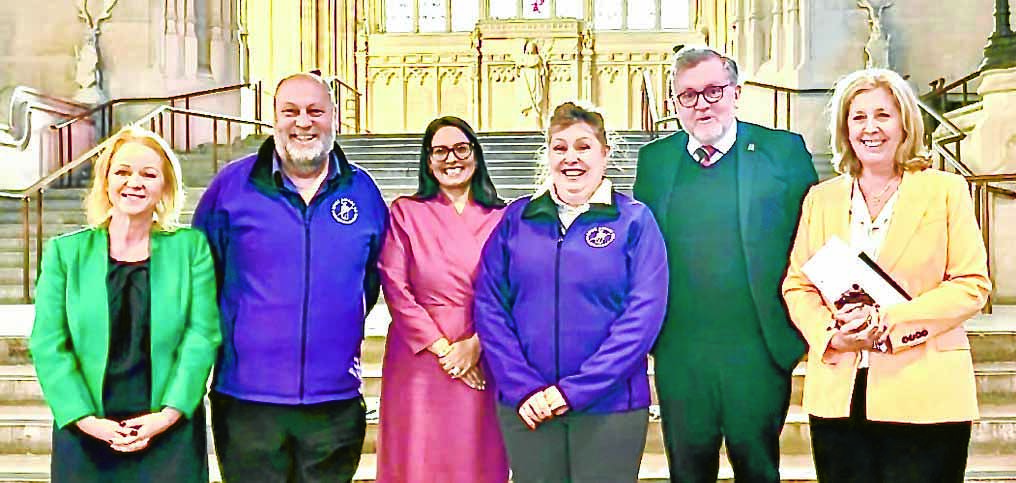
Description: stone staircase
xmin=1 ymin=306 xmax=1016 ymax=481
xmin=0 ymin=131 xmax=648 ymax=304
xmin=0 ymin=132 xmax=1015 ymax=481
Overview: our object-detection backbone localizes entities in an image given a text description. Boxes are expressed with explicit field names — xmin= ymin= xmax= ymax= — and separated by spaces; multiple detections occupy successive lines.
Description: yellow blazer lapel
xmin=823 ymin=175 xmax=852 ymax=244
xmin=877 ymin=170 xmax=931 ymax=272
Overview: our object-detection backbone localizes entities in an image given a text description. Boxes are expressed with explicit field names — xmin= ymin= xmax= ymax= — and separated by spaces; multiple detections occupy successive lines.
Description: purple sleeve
xmin=473 ymin=213 xmax=549 ymax=409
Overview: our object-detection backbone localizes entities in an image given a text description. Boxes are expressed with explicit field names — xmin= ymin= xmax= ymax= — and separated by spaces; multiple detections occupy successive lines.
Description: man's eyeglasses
xmin=430 ymin=142 xmax=473 ymax=162
xmin=672 ymin=84 xmax=731 ymax=108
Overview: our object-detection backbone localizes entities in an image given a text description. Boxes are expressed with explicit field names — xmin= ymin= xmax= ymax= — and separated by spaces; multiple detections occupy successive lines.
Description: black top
xmin=664 ymin=150 xmax=764 ymax=346
xmin=103 ymin=257 xmax=153 ymax=417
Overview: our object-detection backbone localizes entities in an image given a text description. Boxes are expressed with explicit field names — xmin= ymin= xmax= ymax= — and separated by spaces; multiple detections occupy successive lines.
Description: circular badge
xmin=331 ymin=198 xmax=359 ymax=225
xmin=585 ymin=226 xmax=615 ymax=248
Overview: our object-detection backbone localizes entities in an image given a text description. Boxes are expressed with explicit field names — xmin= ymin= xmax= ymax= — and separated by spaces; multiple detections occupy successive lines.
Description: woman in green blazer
xmin=30 ymin=126 xmax=221 ymax=482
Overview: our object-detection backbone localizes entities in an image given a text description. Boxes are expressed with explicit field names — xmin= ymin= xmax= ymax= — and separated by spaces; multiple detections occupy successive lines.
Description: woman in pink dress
xmin=376 ymin=116 xmax=510 ymax=483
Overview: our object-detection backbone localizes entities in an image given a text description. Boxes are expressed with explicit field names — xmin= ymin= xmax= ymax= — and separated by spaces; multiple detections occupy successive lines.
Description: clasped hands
xmin=430 ymin=335 xmax=486 ymax=391
xmin=828 ymin=303 xmax=891 ymax=353
xmin=74 ymin=407 xmax=182 ymax=453
xmin=518 ymin=386 xmax=569 ymax=430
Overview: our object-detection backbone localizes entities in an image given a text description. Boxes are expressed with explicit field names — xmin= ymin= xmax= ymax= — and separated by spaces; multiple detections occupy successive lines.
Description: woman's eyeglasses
xmin=430 ymin=142 xmax=473 ymax=162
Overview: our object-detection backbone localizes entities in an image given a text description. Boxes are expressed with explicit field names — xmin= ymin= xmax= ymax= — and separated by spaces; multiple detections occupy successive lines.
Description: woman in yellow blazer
xmin=782 ymin=68 xmax=990 ymax=483
xmin=30 ymin=126 xmax=221 ymax=482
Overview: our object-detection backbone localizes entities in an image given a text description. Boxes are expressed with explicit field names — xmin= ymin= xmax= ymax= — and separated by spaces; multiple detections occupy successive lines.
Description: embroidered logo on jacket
xmin=585 ymin=226 xmax=616 ymax=248
xmin=331 ymin=198 xmax=359 ymax=225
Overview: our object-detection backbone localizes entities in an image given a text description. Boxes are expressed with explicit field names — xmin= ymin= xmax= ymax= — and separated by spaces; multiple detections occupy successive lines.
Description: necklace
xmin=863 ymin=176 xmax=900 ymax=204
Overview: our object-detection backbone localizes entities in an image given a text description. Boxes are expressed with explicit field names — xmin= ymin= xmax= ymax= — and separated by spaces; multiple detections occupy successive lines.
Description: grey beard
xmin=277 ymin=132 xmax=335 ymax=176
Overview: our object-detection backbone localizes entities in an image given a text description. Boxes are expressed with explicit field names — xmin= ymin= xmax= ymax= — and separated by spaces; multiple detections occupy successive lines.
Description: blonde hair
xmin=828 ymin=68 xmax=932 ymax=176
xmin=84 ymin=126 xmax=185 ymax=231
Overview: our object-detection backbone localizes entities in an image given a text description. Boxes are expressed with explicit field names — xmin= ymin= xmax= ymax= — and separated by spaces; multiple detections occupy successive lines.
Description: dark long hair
xmin=413 ymin=116 xmax=505 ymax=208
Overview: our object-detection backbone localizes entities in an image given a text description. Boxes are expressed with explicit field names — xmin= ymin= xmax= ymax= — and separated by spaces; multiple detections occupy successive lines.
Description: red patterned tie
xmin=694 ymin=145 xmax=719 ymax=167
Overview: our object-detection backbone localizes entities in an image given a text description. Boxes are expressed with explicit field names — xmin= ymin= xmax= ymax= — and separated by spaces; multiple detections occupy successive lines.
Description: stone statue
xmin=517 ymin=40 xmax=548 ymax=129
xmin=858 ymin=0 xmax=893 ymax=68
xmin=74 ymin=0 xmax=120 ymax=104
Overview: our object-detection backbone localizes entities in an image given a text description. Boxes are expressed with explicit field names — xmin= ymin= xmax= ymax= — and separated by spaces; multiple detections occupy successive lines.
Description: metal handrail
xmin=742 ymin=81 xmax=829 ymax=130
xmin=47 ymin=81 xmax=263 ymax=183
xmin=922 ymin=69 xmax=982 ymax=111
xmin=323 ymin=76 xmax=363 ymax=97
xmin=0 ymin=87 xmax=92 ymax=150
xmin=1 ymin=105 xmax=272 ymax=302
xmin=640 ymin=71 xmax=658 ymax=136
xmin=50 ymin=82 xmax=256 ymax=130
xmin=323 ymin=76 xmax=364 ymax=134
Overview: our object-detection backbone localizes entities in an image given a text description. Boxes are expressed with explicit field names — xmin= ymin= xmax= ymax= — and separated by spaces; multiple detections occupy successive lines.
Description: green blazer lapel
xmin=735 ymin=121 xmax=757 ymax=259
xmin=78 ymin=229 xmax=111 ymax=415
xmin=876 ymin=170 xmax=930 ymax=273
xmin=655 ymin=131 xmax=689 ymax=235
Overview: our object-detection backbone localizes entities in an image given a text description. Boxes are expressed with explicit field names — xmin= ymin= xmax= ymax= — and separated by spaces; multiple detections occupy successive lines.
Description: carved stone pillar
xmin=784 ymin=0 xmax=800 ymax=71
xmin=471 ymin=28 xmax=483 ymax=127
xmin=579 ymin=27 xmax=594 ymax=101
xmin=731 ymin=0 xmax=747 ymax=61
xmin=745 ymin=0 xmax=767 ymax=75
xmin=768 ymin=0 xmax=783 ymax=70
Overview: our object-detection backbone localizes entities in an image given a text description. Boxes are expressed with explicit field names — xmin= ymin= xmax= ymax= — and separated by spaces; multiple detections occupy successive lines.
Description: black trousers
xmin=210 ymin=392 xmax=366 ymax=483
xmin=51 ymin=405 xmax=208 ymax=483
xmin=810 ymin=369 xmax=972 ymax=483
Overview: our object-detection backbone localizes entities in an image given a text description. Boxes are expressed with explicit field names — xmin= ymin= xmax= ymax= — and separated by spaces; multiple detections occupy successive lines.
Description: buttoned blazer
xmin=782 ymin=169 xmax=990 ymax=422
xmin=634 ymin=120 xmax=818 ymax=371
xmin=30 ymin=227 xmax=222 ymax=428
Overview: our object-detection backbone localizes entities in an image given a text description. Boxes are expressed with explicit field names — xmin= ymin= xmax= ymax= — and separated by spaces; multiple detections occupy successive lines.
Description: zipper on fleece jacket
xmin=299 ymin=212 xmax=312 ymax=400
xmin=554 ymin=227 xmax=564 ymax=382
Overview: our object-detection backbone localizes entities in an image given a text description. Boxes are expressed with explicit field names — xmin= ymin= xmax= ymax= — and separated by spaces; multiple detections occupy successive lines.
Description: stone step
xmin=3 ymin=399 xmax=1015 ymax=459
xmin=0 ymin=421 xmax=1013 ymax=483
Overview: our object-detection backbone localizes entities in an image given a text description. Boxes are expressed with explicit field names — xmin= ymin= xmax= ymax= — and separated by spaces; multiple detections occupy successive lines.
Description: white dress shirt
xmin=686 ymin=121 xmax=738 ymax=165
xmin=849 ymin=178 xmax=900 ymax=368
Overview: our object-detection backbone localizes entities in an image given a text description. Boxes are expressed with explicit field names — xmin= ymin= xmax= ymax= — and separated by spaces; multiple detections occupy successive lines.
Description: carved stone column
xmin=579 ymin=27 xmax=594 ymax=101
xmin=769 ymin=0 xmax=783 ymax=70
xmin=744 ymin=0 xmax=767 ymax=75
xmin=471 ymin=28 xmax=483 ymax=127
xmin=784 ymin=0 xmax=800 ymax=71
xmin=731 ymin=0 xmax=747 ymax=61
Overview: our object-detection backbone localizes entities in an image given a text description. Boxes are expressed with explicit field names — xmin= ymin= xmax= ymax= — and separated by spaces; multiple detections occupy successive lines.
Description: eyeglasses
xmin=672 ymin=84 xmax=731 ymax=108
xmin=430 ymin=142 xmax=473 ymax=162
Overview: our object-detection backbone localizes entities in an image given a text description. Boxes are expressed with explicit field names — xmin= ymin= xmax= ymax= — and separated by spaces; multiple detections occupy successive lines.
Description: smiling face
xmin=273 ymin=75 xmax=336 ymax=175
xmin=846 ymin=86 xmax=904 ymax=172
xmin=106 ymin=141 xmax=166 ymax=222
xmin=548 ymin=121 xmax=609 ymax=206
xmin=672 ymin=57 xmax=739 ymax=145
xmin=428 ymin=125 xmax=477 ymax=193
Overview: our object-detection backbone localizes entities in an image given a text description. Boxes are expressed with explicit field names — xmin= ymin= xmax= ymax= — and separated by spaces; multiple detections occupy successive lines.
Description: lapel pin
xmin=747 ymin=143 xmax=756 ymax=152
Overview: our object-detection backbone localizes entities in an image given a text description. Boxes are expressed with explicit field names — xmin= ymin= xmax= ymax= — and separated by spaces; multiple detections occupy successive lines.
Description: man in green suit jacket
xmin=634 ymin=46 xmax=817 ymax=482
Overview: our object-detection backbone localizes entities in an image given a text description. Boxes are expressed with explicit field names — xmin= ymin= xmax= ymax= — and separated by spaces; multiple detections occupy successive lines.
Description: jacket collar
xmin=522 ymin=182 xmax=620 ymax=222
xmin=249 ymin=136 xmax=353 ymax=196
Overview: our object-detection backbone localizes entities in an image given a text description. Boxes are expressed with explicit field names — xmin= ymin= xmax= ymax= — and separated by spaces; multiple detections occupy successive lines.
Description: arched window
xmin=382 ymin=0 xmax=685 ymax=32
xmin=384 ymin=0 xmax=479 ymax=32
xmin=594 ymin=0 xmax=690 ymax=30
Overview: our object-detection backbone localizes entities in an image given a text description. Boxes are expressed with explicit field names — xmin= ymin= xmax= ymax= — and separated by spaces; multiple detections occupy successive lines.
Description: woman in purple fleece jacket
xmin=474 ymin=101 xmax=669 ymax=483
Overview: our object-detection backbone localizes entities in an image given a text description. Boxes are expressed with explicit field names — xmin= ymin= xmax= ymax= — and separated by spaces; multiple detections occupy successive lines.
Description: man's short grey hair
xmin=669 ymin=45 xmax=739 ymax=88
xmin=273 ymin=72 xmax=338 ymax=108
